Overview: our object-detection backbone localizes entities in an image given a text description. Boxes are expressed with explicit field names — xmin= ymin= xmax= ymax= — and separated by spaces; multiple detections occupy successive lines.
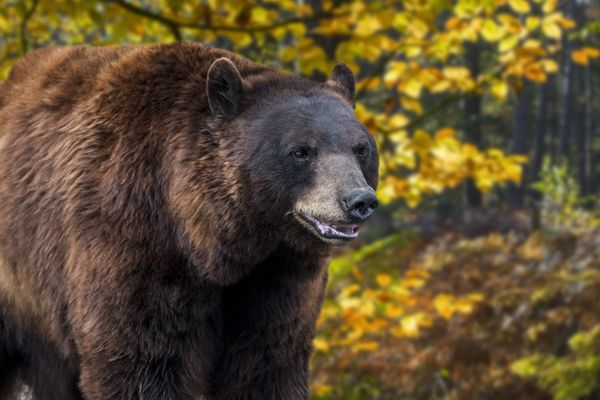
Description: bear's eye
xmin=355 ymin=146 xmax=369 ymax=158
xmin=290 ymin=148 xmax=309 ymax=161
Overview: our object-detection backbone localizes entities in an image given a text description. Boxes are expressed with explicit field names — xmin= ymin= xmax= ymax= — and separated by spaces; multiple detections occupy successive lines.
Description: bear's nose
xmin=343 ymin=188 xmax=378 ymax=222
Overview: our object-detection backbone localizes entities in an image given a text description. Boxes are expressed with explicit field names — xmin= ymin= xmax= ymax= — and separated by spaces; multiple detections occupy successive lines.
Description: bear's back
xmin=0 ymin=42 xmax=298 ymax=354
xmin=0 ymin=43 xmax=230 ymax=345
xmin=0 ymin=46 xmax=131 ymax=114
xmin=0 ymin=46 xmax=136 ymax=341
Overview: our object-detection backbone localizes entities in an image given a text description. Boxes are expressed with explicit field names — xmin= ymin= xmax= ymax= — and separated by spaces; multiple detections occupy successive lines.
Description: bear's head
xmin=207 ymin=58 xmax=378 ymax=244
xmin=170 ymin=57 xmax=378 ymax=282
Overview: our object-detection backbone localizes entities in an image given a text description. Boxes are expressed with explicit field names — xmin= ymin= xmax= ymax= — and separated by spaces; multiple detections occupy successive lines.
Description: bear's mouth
xmin=294 ymin=212 xmax=359 ymax=244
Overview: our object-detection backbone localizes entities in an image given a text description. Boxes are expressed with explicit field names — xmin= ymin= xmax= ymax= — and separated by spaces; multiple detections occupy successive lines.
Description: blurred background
xmin=1 ymin=0 xmax=600 ymax=399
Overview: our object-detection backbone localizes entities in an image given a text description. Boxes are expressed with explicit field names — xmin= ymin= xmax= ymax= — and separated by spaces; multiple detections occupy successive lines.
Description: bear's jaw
xmin=293 ymin=212 xmax=359 ymax=245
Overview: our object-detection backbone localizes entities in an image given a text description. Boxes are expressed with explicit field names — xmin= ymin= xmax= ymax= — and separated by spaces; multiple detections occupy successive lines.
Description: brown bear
xmin=0 ymin=42 xmax=378 ymax=400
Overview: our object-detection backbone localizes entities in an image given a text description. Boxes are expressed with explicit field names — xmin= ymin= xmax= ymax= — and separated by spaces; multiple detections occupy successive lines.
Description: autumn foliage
xmin=312 ymin=224 xmax=600 ymax=399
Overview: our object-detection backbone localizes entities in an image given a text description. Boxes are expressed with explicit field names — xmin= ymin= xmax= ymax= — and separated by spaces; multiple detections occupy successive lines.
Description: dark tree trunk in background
xmin=530 ymin=82 xmax=549 ymax=230
xmin=559 ymin=0 xmax=575 ymax=159
xmin=306 ymin=0 xmax=347 ymax=80
xmin=588 ymin=68 xmax=599 ymax=195
xmin=548 ymin=75 xmax=559 ymax=163
xmin=575 ymin=66 xmax=589 ymax=198
xmin=508 ymin=80 xmax=532 ymax=207
xmin=531 ymin=82 xmax=549 ymax=184
xmin=463 ymin=43 xmax=483 ymax=208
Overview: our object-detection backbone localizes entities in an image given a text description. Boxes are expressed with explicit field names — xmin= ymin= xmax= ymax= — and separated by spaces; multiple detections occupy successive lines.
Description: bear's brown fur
xmin=0 ymin=42 xmax=378 ymax=399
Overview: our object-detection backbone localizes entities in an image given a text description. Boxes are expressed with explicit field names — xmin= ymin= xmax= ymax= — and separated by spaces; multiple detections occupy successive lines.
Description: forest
xmin=1 ymin=0 xmax=600 ymax=399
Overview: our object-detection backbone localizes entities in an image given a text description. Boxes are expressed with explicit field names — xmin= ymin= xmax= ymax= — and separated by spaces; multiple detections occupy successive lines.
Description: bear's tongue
xmin=303 ymin=214 xmax=359 ymax=240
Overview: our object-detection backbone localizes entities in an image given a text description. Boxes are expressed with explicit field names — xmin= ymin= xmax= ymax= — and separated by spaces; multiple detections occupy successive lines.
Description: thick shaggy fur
xmin=0 ymin=42 xmax=377 ymax=399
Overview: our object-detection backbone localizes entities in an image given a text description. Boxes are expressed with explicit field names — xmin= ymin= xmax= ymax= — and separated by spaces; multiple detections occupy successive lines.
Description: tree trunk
xmin=463 ymin=43 xmax=483 ymax=208
xmin=559 ymin=0 xmax=575 ymax=159
xmin=587 ymin=66 xmax=599 ymax=195
xmin=531 ymin=82 xmax=549 ymax=185
xmin=548 ymin=76 xmax=559 ymax=163
xmin=530 ymin=81 xmax=549 ymax=230
xmin=575 ymin=66 xmax=589 ymax=198
xmin=507 ymin=80 xmax=532 ymax=207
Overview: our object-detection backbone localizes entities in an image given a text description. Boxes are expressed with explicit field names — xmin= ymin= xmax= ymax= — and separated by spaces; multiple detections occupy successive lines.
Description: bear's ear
xmin=326 ymin=63 xmax=355 ymax=107
xmin=207 ymin=58 xmax=244 ymax=118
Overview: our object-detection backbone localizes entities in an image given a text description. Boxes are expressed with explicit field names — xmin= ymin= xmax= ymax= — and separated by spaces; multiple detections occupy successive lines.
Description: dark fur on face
xmin=0 ymin=42 xmax=378 ymax=400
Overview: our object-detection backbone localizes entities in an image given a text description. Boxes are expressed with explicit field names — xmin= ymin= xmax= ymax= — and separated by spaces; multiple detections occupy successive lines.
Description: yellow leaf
xmin=225 ymin=32 xmax=253 ymax=48
xmin=400 ymin=313 xmax=431 ymax=337
xmin=296 ymin=4 xmax=313 ymax=16
xmin=572 ymin=50 xmax=589 ymax=65
xmin=445 ymin=16 xmax=462 ymax=30
xmin=508 ymin=0 xmax=530 ymax=13
xmin=542 ymin=0 xmax=557 ymax=13
xmin=345 ymin=328 xmax=364 ymax=342
xmin=384 ymin=61 xmax=407 ymax=86
xmin=400 ymin=79 xmax=423 ymax=98
xmin=351 ymin=341 xmax=379 ymax=353
xmin=542 ymin=20 xmax=561 ymax=39
xmin=376 ymin=273 xmax=392 ymax=287
xmin=391 ymin=137 xmax=416 ymax=168
xmin=401 ymin=97 xmax=423 ymax=114
xmin=430 ymin=78 xmax=451 ymax=93
xmin=355 ymin=15 xmax=382 ymax=36
xmin=405 ymin=45 xmax=423 ymax=58
xmin=467 ymin=293 xmax=485 ymax=302
xmin=311 ymin=384 xmax=333 ymax=397
xmin=541 ymin=59 xmax=559 ymax=73
xmin=359 ymin=301 xmax=375 ymax=317
xmin=558 ymin=17 xmax=576 ymax=29
xmin=339 ymin=297 xmax=360 ymax=310
xmin=351 ymin=266 xmax=364 ymax=282
xmin=390 ymin=326 xmax=404 ymax=338
xmin=499 ymin=35 xmax=519 ymax=52
xmin=272 ymin=27 xmax=288 ymax=41
xmin=443 ymin=66 xmax=470 ymax=81
xmin=435 ymin=128 xmax=456 ymax=139
xmin=526 ymin=16 xmax=541 ymax=30
xmin=388 ymin=114 xmax=411 ymax=130
xmin=280 ymin=47 xmax=297 ymax=62
xmin=523 ymin=39 xmax=542 ymax=49
xmin=403 ymin=275 xmax=428 ymax=289
xmin=404 ymin=191 xmax=421 ymax=208
xmin=408 ymin=18 xmax=429 ymax=39
xmin=481 ymin=19 xmax=504 ymax=42
xmin=340 ymin=284 xmax=361 ymax=298
xmin=313 ymin=338 xmax=330 ymax=353
xmin=386 ymin=305 xmax=404 ymax=318
xmin=525 ymin=64 xmax=547 ymax=82
xmin=250 ymin=8 xmax=271 ymax=25
xmin=433 ymin=294 xmax=456 ymax=319
xmin=583 ymin=47 xmax=600 ymax=58
xmin=287 ymin=23 xmax=306 ymax=38
xmin=490 ymin=80 xmax=509 ymax=100
xmin=476 ymin=177 xmax=495 ymax=192
xmin=412 ymin=129 xmax=432 ymax=151
xmin=498 ymin=13 xmax=522 ymax=33
xmin=0 ymin=14 xmax=7 ymax=32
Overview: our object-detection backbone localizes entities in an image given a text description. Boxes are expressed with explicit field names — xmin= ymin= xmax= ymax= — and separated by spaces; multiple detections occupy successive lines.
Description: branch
xmin=381 ymin=64 xmax=510 ymax=135
xmin=382 ymin=93 xmax=467 ymax=135
xmin=19 ymin=0 xmax=39 ymax=54
xmin=103 ymin=0 xmax=349 ymax=36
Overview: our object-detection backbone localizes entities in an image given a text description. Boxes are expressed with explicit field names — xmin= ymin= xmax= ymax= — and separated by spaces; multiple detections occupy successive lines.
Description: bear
xmin=0 ymin=42 xmax=379 ymax=400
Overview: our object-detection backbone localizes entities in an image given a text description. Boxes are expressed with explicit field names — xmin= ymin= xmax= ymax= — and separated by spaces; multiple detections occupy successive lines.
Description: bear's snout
xmin=342 ymin=187 xmax=378 ymax=223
